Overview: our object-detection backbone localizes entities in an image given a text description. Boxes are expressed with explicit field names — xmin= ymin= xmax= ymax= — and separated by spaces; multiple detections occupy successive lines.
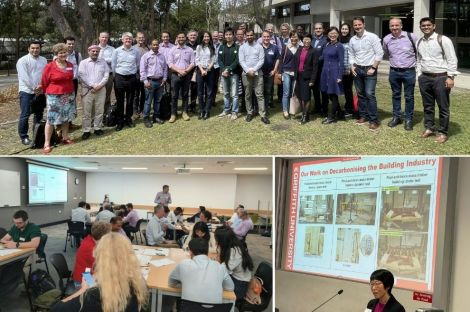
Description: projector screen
xmin=28 ymin=163 xmax=68 ymax=204
xmin=285 ymin=157 xmax=442 ymax=292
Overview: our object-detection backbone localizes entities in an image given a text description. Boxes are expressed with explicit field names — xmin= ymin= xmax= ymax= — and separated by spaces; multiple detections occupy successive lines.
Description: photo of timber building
xmin=269 ymin=0 xmax=470 ymax=68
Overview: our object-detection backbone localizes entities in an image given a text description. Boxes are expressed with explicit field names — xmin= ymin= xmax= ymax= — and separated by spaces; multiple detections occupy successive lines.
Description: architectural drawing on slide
xmin=336 ymin=228 xmax=361 ymax=264
xmin=336 ymin=192 xmax=377 ymax=225
xmin=299 ymin=195 xmax=333 ymax=224
xmin=304 ymin=226 xmax=325 ymax=256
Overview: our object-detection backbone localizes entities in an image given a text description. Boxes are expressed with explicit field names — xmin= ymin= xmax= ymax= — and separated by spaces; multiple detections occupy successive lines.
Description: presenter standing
xmin=154 ymin=184 xmax=172 ymax=205
xmin=366 ymin=269 xmax=405 ymax=312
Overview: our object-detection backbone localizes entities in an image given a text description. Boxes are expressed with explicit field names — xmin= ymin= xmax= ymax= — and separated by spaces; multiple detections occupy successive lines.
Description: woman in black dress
xmin=294 ymin=34 xmax=320 ymax=124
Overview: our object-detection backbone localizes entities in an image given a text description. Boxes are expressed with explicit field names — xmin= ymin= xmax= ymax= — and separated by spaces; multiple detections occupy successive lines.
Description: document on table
xmin=141 ymin=267 xmax=150 ymax=280
xmin=150 ymin=258 xmax=175 ymax=267
xmin=0 ymin=249 xmax=21 ymax=256
xmin=136 ymin=254 xmax=152 ymax=266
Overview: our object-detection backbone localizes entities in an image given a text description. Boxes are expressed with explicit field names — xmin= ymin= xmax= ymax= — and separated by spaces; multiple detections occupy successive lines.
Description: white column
xmin=330 ymin=0 xmax=340 ymax=27
xmin=413 ymin=0 xmax=430 ymax=34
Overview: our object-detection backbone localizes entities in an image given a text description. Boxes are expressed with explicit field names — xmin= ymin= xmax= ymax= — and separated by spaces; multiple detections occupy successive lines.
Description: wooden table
xmin=0 ymin=245 xmax=35 ymax=266
xmin=133 ymin=245 xmax=236 ymax=312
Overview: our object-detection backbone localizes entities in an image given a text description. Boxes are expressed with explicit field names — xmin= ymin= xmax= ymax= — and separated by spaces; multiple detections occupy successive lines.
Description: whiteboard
xmin=0 ymin=169 xmax=21 ymax=207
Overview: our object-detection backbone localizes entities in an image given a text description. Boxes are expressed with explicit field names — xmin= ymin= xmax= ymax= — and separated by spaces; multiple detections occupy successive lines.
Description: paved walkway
xmin=0 ymin=74 xmax=18 ymax=90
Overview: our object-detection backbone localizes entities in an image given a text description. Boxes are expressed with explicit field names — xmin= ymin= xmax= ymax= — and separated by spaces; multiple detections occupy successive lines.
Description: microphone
xmin=311 ymin=289 xmax=344 ymax=312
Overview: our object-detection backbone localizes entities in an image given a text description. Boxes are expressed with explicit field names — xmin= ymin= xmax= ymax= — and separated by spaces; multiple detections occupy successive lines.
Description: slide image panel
xmin=299 ymin=195 xmax=333 ymax=224
xmin=336 ymin=192 xmax=377 ymax=225
xmin=381 ymin=185 xmax=431 ymax=231
xmin=336 ymin=228 xmax=361 ymax=264
xmin=304 ymin=226 xmax=325 ymax=256
xmin=377 ymin=231 xmax=428 ymax=281
xmin=360 ymin=234 xmax=374 ymax=256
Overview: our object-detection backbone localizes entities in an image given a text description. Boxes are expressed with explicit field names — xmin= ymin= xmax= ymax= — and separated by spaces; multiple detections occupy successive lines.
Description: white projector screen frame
xmin=28 ymin=162 xmax=68 ymax=204
xmin=284 ymin=156 xmax=442 ymax=293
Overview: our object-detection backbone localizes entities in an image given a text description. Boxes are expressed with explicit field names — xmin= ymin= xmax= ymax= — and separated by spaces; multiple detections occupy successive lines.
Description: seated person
xmin=187 ymin=206 xmax=205 ymax=223
xmin=0 ymin=210 xmax=41 ymax=250
xmin=122 ymin=203 xmax=139 ymax=239
xmin=367 ymin=269 xmax=405 ymax=312
xmin=51 ymin=233 xmax=148 ymax=312
xmin=168 ymin=207 xmax=185 ymax=224
xmin=71 ymin=222 xmax=111 ymax=283
xmin=169 ymin=238 xmax=234 ymax=304
xmin=182 ymin=221 xmax=217 ymax=253
xmin=233 ymin=210 xmax=253 ymax=241
xmin=95 ymin=203 xmax=115 ymax=223
xmin=199 ymin=210 xmax=213 ymax=232
xmin=110 ymin=216 xmax=129 ymax=239
xmin=214 ymin=226 xmax=254 ymax=304
xmin=227 ymin=205 xmax=244 ymax=228
xmin=116 ymin=204 xmax=127 ymax=217
xmin=146 ymin=205 xmax=179 ymax=247
xmin=71 ymin=201 xmax=91 ymax=228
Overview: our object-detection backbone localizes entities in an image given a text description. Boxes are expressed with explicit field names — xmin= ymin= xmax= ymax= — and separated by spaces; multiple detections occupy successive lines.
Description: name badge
xmin=268 ymin=51 xmax=274 ymax=55
xmin=20 ymin=237 xmax=26 ymax=242
xmin=66 ymin=67 xmax=73 ymax=71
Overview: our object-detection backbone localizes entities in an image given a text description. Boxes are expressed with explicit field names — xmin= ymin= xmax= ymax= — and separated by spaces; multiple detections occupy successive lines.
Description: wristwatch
xmin=16 ymin=242 xmax=20 ymax=248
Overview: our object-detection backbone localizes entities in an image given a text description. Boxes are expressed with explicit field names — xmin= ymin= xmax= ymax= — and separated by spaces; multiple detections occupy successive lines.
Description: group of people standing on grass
xmin=16 ymin=15 xmax=459 ymax=154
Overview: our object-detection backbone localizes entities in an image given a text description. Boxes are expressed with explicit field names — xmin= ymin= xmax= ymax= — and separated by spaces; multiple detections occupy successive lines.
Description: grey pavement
xmin=0 ymin=74 xmax=18 ymax=90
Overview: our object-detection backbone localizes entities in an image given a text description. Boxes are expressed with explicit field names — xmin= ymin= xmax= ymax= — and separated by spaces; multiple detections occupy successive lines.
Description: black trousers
xmin=171 ymin=73 xmax=191 ymax=114
xmin=114 ymin=73 xmax=137 ymax=125
xmin=188 ymin=69 xmax=197 ymax=110
xmin=418 ymin=74 xmax=450 ymax=135
xmin=133 ymin=80 xmax=146 ymax=114
xmin=342 ymin=74 xmax=354 ymax=114
xmin=312 ymin=63 xmax=328 ymax=114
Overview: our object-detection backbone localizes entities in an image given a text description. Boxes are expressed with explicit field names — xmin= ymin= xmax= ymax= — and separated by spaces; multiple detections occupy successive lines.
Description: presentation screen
xmin=28 ymin=163 xmax=68 ymax=204
xmin=285 ymin=157 xmax=442 ymax=292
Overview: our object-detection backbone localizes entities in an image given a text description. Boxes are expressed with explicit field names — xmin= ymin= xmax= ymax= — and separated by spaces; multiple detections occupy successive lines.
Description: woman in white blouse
xmin=195 ymin=31 xmax=217 ymax=120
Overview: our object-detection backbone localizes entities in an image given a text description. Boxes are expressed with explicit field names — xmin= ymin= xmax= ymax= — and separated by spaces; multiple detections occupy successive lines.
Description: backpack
xmin=29 ymin=269 xmax=56 ymax=298
xmin=33 ymin=289 xmax=62 ymax=311
xmin=31 ymin=121 xmax=60 ymax=149
xmin=417 ymin=34 xmax=445 ymax=60
xmin=103 ymin=104 xmax=117 ymax=127
xmin=244 ymin=276 xmax=264 ymax=305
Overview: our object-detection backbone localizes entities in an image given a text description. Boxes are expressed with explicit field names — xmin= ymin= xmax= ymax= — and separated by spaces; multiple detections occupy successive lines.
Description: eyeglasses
xmin=369 ymin=281 xmax=383 ymax=287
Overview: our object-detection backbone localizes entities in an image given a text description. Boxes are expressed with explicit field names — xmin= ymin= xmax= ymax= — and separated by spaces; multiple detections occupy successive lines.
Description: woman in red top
xmin=41 ymin=43 xmax=76 ymax=154
xmin=72 ymin=221 xmax=110 ymax=283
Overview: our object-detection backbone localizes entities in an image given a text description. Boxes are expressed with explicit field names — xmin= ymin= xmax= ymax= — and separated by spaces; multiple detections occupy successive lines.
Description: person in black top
xmin=366 ymin=269 xmax=405 ymax=312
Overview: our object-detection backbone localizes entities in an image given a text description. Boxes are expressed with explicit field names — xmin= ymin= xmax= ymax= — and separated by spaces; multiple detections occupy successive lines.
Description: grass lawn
xmin=1 ymin=75 xmax=469 ymax=155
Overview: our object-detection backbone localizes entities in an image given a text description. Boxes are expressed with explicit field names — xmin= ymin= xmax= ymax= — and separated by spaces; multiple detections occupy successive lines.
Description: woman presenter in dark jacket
xmin=366 ymin=269 xmax=405 ymax=312
xmin=294 ymin=34 xmax=320 ymax=124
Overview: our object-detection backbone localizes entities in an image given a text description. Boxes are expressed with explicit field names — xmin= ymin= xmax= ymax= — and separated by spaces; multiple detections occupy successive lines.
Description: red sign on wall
xmin=413 ymin=292 xmax=433 ymax=303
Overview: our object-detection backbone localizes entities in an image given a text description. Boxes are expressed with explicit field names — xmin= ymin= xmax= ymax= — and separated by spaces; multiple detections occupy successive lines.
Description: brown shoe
xmin=435 ymin=133 xmax=448 ymax=144
xmin=169 ymin=114 xmax=176 ymax=123
xmin=421 ymin=129 xmax=434 ymax=138
xmin=369 ymin=123 xmax=379 ymax=131
xmin=356 ymin=117 xmax=367 ymax=125
xmin=182 ymin=111 xmax=190 ymax=121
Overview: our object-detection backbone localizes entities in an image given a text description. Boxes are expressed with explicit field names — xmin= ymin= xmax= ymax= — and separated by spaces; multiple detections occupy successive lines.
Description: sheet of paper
xmin=150 ymin=258 xmax=175 ymax=267
xmin=136 ymin=254 xmax=151 ymax=266
xmin=141 ymin=267 xmax=150 ymax=280
xmin=154 ymin=248 xmax=170 ymax=256
xmin=0 ymin=248 xmax=21 ymax=256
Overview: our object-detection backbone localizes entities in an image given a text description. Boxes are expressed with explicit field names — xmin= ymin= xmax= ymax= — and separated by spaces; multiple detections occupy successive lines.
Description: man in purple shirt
xmin=123 ymin=202 xmax=140 ymax=240
xmin=167 ymin=32 xmax=195 ymax=123
xmin=159 ymin=32 xmax=174 ymax=78
xmin=383 ymin=17 xmax=418 ymax=131
xmin=233 ymin=210 xmax=253 ymax=240
xmin=140 ymin=39 xmax=168 ymax=128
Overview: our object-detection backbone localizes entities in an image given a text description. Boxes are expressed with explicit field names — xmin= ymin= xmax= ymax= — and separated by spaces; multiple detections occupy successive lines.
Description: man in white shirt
xmin=169 ymin=238 xmax=234 ymax=303
xmin=154 ymin=184 xmax=172 ymax=205
xmin=16 ymin=41 xmax=47 ymax=145
xmin=417 ymin=17 xmax=460 ymax=144
xmin=71 ymin=201 xmax=91 ymax=228
xmin=64 ymin=36 xmax=83 ymax=96
xmin=98 ymin=32 xmax=115 ymax=112
xmin=95 ymin=203 xmax=116 ymax=223
xmin=349 ymin=17 xmax=384 ymax=131
xmin=146 ymin=205 xmax=178 ymax=246
xmin=78 ymin=44 xmax=109 ymax=140
xmin=239 ymin=30 xmax=269 ymax=124
xmin=227 ymin=204 xmax=244 ymax=228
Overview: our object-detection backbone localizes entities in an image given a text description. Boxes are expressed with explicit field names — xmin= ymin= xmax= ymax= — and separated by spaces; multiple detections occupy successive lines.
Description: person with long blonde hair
xmin=51 ymin=232 xmax=148 ymax=312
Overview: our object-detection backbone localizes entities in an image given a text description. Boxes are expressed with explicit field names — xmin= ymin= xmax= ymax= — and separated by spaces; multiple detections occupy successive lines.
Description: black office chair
xmin=64 ymin=221 xmax=85 ymax=252
xmin=0 ymin=227 xmax=7 ymax=240
xmin=180 ymin=299 xmax=234 ymax=312
xmin=130 ymin=219 xmax=144 ymax=244
xmin=49 ymin=253 xmax=75 ymax=297
xmin=35 ymin=233 xmax=50 ymax=274
xmin=238 ymin=261 xmax=273 ymax=312
xmin=142 ymin=229 xmax=150 ymax=246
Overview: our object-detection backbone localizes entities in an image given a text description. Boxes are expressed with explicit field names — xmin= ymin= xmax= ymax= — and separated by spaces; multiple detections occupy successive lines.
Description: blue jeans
xmin=18 ymin=91 xmax=43 ymax=139
xmin=282 ymin=73 xmax=294 ymax=113
xmin=143 ymin=80 xmax=163 ymax=119
xmin=389 ymin=69 xmax=416 ymax=121
xmin=222 ymin=73 xmax=239 ymax=113
xmin=354 ymin=67 xmax=378 ymax=123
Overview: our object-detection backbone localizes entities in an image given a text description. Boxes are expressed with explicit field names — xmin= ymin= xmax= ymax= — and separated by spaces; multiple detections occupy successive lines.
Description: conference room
xmin=0 ymin=156 xmax=273 ymax=312
xmin=274 ymin=156 xmax=469 ymax=312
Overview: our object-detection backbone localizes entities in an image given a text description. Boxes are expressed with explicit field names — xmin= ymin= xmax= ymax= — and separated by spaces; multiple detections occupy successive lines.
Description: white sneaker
xmin=231 ymin=113 xmax=238 ymax=120
xmin=218 ymin=111 xmax=228 ymax=117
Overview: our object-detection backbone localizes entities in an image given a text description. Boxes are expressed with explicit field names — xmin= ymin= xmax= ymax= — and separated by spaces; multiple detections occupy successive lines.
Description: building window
xmin=276 ymin=6 xmax=290 ymax=18
xmin=295 ymin=1 xmax=310 ymax=16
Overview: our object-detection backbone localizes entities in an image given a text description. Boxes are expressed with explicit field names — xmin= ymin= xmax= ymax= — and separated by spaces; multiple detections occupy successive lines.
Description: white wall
xmin=450 ymin=158 xmax=470 ymax=312
xmin=235 ymin=175 xmax=272 ymax=211
xmin=86 ymin=172 xmax=271 ymax=210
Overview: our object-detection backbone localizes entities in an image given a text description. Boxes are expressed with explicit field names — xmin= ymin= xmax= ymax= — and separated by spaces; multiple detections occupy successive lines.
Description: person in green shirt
xmin=0 ymin=210 xmax=41 ymax=249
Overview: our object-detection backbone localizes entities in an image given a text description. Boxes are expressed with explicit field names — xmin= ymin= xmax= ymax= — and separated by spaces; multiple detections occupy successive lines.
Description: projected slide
xmin=28 ymin=163 xmax=68 ymax=204
xmin=284 ymin=157 xmax=441 ymax=292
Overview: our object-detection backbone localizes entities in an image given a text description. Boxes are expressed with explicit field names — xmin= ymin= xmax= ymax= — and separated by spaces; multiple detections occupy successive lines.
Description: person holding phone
xmin=51 ymin=233 xmax=148 ymax=312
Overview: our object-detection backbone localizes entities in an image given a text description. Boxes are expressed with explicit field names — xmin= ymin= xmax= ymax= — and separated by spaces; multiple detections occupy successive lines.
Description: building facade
xmin=269 ymin=0 xmax=469 ymax=69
